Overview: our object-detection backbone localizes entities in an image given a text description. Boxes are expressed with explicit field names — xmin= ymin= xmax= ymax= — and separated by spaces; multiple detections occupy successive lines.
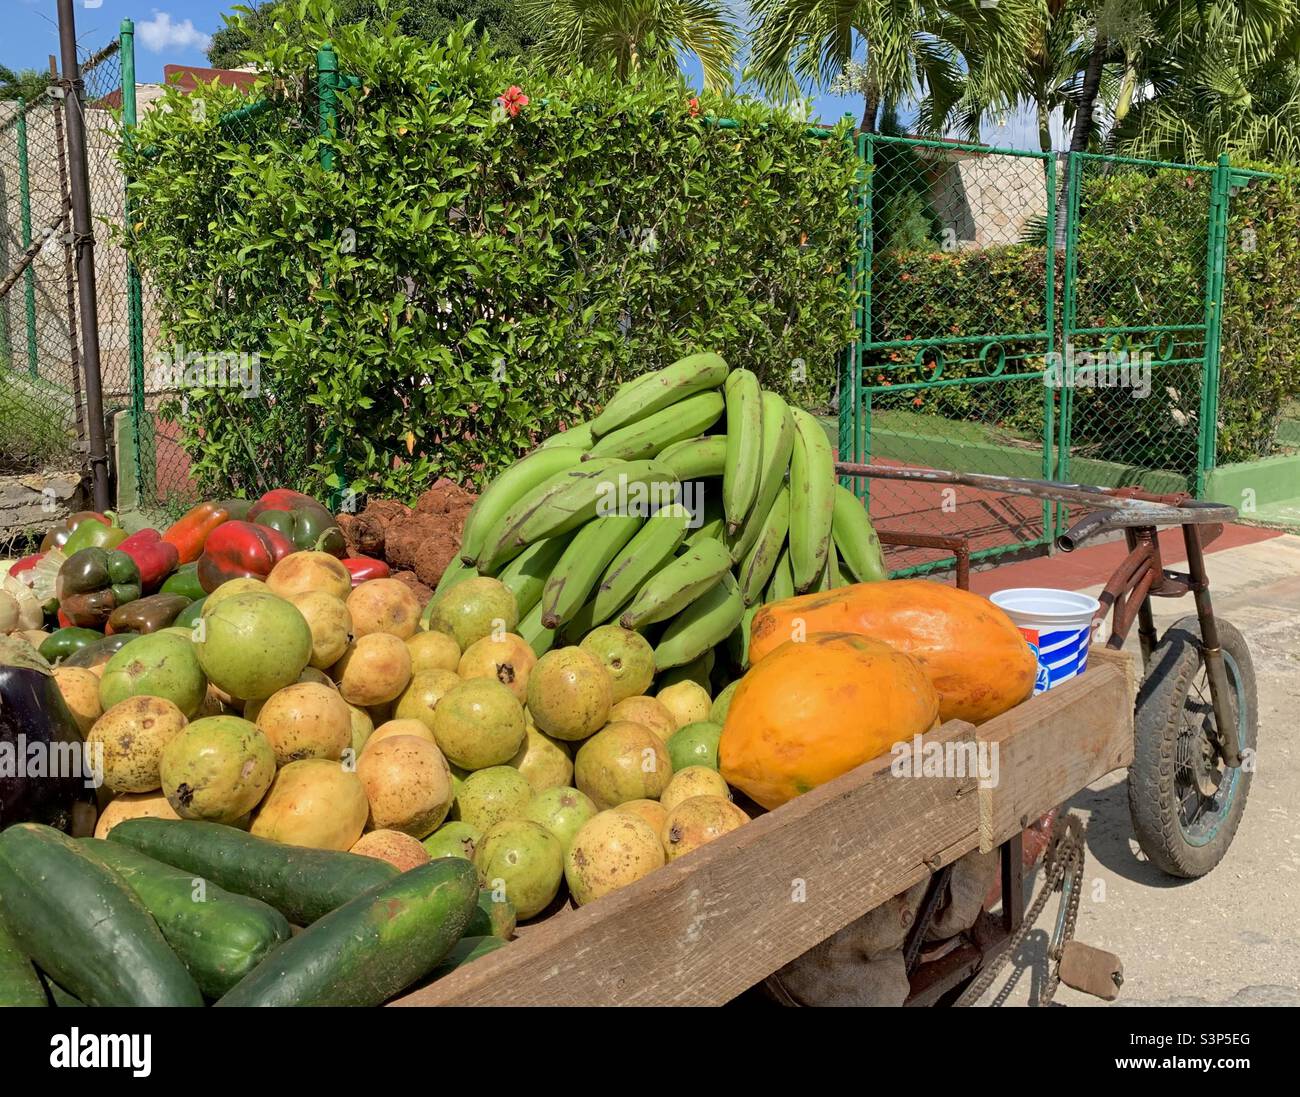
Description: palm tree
xmin=519 ymin=0 xmax=741 ymax=92
xmin=745 ymin=0 xmax=1036 ymax=136
xmin=1112 ymin=0 xmax=1300 ymax=164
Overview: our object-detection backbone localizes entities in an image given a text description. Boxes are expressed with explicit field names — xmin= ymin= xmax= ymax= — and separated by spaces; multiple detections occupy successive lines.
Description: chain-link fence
xmin=1 ymin=61 xmax=86 ymax=477
xmin=842 ymin=135 xmax=1284 ymax=575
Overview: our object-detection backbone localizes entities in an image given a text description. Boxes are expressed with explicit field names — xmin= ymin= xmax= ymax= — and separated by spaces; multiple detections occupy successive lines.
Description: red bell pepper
xmin=246 ymin=489 xmax=327 ymax=520
xmin=8 ymin=553 xmax=43 ymax=585
xmin=162 ymin=500 xmax=233 ymax=564
xmin=341 ymin=555 xmax=390 ymax=586
xmin=197 ymin=521 xmax=295 ymax=593
xmin=118 ymin=528 xmax=180 ymax=593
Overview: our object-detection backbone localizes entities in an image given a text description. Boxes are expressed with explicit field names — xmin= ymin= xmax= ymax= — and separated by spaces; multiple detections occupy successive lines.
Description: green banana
xmin=656 ymin=435 xmax=727 ymax=480
xmin=738 ymin=486 xmax=790 ymax=606
xmin=460 ymin=446 xmax=586 ymax=565
xmin=586 ymin=391 xmax=724 ymax=462
xmin=433 ymin=556 xmax=476 ymax=600
xmin=654 ymin=571 xmax=744 ymax=671
xmin=656 ymin=649 xmax=715 ymax=692
xmin=787 ymin=407 xmax=835 ymax=593
xmin=728 ymin=603 xmax=759 ymax=668
xmin=831 ymin=484 xmax=889 ymax=583
xmin=478 ymin=458 xmax=674 ymax=571
xmin=684 ymin=486 xmax=725 ymax=548
xmin=726 ymin=392 xmax=795 ymax=563
xmin=765 ymin=543 xmax=795 ymax=604
xmin=540 ymin=515 xmax=642 ymax=629
xmin=722 ymin=369 xmax=763 ymax=532
xmin=587 ymin=503 xmax=693 ymax=625
xmin=495 ymin=533 xmax=575 ymax=616
xmin=537 ymin=419 xmax=596 ymax=452
xmin=518 ymin=600 xmax=557 ymax=657
xmin=619 ymin=539 xmax=733 ymax=630
xmin=589 ymin=352 xmax=729 ymax=438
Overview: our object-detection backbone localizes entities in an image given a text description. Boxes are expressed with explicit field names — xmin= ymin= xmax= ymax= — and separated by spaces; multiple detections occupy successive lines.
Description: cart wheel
xmin=1128 ymin=615 xmax=1256 ymax=879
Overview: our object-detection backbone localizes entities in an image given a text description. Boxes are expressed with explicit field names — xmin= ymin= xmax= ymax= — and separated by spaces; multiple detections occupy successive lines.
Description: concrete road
xmin=978 ymin=533 xmax=1300 ymax=1007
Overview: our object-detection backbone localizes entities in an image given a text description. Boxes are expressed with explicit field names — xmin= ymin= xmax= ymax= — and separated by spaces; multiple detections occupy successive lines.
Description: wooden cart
xmin=398 ymin=464 xmax=1256 ymax=1007
xmin=396 ymin=647 xmax=1134 ymax=1007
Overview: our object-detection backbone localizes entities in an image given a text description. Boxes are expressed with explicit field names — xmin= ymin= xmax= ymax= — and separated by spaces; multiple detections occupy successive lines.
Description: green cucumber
xmin=0 ymin=824 xmax=203 ymax=1007
xmin=0 ymin=915 xmax=46 ymax=1007
xmin=79 ymin=837 xmax=291 ymax=998
xmin=38 ymin=972 xmax=85 ymax=1007
xmin=216 ymin=858 xmax=480 ymax=1006
xmin=108 ymin=818 xmax=398 ymax=925
xmin=465 ymin=889 xmax=516 ymax=939
xmin=430 ymin=935 xmax=506 ymax=980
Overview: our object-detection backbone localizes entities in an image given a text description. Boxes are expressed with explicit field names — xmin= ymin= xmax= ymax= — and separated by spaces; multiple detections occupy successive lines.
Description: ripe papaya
xmin=748 ymin=579 xmax=1036 ymax=724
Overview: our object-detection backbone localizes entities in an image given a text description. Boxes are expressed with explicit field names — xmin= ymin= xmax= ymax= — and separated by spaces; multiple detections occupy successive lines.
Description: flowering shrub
xmin=120 ymin=5 xmax=857 ymax=501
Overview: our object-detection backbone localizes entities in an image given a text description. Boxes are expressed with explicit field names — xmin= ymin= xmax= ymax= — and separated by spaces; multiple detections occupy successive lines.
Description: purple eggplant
xmin=0 ymin=637 xmax=98 ymax=835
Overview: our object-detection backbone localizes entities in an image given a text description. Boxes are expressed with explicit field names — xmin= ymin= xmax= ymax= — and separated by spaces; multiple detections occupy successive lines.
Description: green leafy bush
xmin=120 ymin=4 xmax=856 ymax=501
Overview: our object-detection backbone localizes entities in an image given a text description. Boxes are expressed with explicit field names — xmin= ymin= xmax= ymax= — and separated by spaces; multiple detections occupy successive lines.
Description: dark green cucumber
xmin=79 ymin=837 xmax=291 ymax=998
xmin=0 ymin=824 xmax=203 ymax=1007
xmin=108 ymin=818 xmax=398 ymax=925
xmin=38 ymin=971 xmax=85 ymax=1007
xmin=0 ymin=915 xmax=46 ymax=1007
xmin=431 ymin=935 xmax=506 ymax=980
xmin=465 ymin=889 xmax=516 ymax=939
xmin=216 ymin=858 xmax=479 ymax=1006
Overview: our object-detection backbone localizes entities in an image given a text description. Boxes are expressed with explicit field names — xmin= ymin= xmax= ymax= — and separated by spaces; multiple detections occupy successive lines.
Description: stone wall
xmin=927 ymin=151 xmax=1048 ymax=249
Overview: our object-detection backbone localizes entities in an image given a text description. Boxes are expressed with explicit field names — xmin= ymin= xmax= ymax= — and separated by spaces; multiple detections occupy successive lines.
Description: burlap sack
xmin=765 ymin=847 xmax=998 ymax=1007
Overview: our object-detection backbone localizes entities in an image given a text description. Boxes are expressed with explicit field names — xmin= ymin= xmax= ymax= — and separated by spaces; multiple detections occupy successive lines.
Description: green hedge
xmin=863 ymin=160 xmax=1300 ymax=476
xmin=121 ymin=9 xmax=857 ymax=502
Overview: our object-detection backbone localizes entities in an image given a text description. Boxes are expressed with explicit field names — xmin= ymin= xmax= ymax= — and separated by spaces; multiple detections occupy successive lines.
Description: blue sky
xmin=5 ymin=0 xmax=1051 ymax=147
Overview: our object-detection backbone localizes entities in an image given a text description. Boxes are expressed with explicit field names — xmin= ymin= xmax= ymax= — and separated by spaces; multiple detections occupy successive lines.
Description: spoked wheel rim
xmin=1174 ymin=649 xmax=1249 ymax=847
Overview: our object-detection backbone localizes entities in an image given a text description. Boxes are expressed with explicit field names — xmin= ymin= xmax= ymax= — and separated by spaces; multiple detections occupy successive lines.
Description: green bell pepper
xmin=38 ymin=627 xmax=103 ymax=664
xmin=56 ymin=547 xmax=142 ymax=629
xmin=61 ymin=518 xmax=128 ymax=555
xmin=253 ymin=505 xmax=346 ymax=557
xmin=160 ymin=562 xmax=206 ymax=601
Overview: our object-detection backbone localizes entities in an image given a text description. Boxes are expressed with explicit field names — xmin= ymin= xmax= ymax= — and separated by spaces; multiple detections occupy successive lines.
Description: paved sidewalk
xmin=975 ymin=532 xmax=1300 ymax=1006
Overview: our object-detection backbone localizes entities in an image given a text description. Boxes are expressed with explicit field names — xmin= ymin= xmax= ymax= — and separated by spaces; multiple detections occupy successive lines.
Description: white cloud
xmin=137 ymin=11 xmax=212 ymax=54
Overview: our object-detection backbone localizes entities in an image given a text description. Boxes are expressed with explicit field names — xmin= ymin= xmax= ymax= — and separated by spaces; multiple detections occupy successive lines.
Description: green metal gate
xmin=840 ymin=134 xmax=1242 ymax=575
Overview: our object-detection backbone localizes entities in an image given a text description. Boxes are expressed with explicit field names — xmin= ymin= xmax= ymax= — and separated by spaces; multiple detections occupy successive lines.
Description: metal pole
xmin=16 ymin=97 xmax=38 ymax=378
xmin=57 ymin=0 xmax=110 ymax=512
xmin=121 ymin=19 xmax=149 ymax=503
xmin=1196 ymin=153 xmax=1231 ymax=497
xmin=50 ymin=53 xmax=85 ymax=447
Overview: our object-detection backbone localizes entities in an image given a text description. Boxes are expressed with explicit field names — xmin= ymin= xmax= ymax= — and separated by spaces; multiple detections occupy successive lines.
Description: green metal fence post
xmin=316 ymin=42 xmax=344 ymax=507
xmin=121 ymin=18 xmax=151 ymax=507
xmin=317 ymin=42 xmax=339 ymax=171
xmin=838 ymin=114 xmax=861 ymax=493
xmin=1196 ymin=153 xmax=1231 ymax=497
xmin=1042 ymin=153 xmax=1058 ymax=542
xmin=856 ymin=131 xmax=875 ymax=504
xmin=16 ymin=98 xmax=38 ymax=378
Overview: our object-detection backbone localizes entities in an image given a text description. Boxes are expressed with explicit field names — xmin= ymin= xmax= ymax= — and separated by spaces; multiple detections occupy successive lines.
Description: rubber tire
xmin=1128 ymin=615 xmax=1256 ymax=879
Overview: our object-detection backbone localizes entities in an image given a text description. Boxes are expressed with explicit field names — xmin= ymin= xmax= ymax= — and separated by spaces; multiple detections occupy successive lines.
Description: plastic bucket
xmin=989 ymin=587 xmax=1101 ymax=695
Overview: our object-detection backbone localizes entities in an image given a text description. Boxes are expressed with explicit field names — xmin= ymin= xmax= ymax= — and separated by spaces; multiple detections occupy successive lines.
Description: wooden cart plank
xmin=395 ymin=648 xmax=1133 ymax=1006
xmin=977 ymin=646 xmax=1135 ymax=852
xmin=396 ymin=721 xmax=980 ymax=1006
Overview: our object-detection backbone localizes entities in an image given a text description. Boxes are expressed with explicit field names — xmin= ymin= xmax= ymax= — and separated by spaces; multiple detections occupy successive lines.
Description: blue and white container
xmin=989 ymin=587 xmax=1101 ymax=694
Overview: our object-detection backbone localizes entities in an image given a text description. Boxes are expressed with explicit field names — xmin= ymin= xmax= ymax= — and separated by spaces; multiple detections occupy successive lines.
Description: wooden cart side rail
xmin=979 ymin=646 xmax=1135 ymax=851
xmin=395 ymin=647 xmax=1135 ymax=1007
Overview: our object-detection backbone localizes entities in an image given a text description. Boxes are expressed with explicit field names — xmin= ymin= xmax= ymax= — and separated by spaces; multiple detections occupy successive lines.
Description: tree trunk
xmin=861 ymin=86 xmax=880 ymax=134
xmin=1037 ymin=101 xmax=1052 ymax=154
xmin=1053 ymin=35 xmax=1108 ymax=249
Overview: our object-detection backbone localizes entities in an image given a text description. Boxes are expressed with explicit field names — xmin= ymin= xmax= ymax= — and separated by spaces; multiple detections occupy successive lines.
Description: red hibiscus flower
xmin=687 ymin=96 xmax=700 ymax=117
xmin=498 ymin=86 xmax=529 ymax=117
